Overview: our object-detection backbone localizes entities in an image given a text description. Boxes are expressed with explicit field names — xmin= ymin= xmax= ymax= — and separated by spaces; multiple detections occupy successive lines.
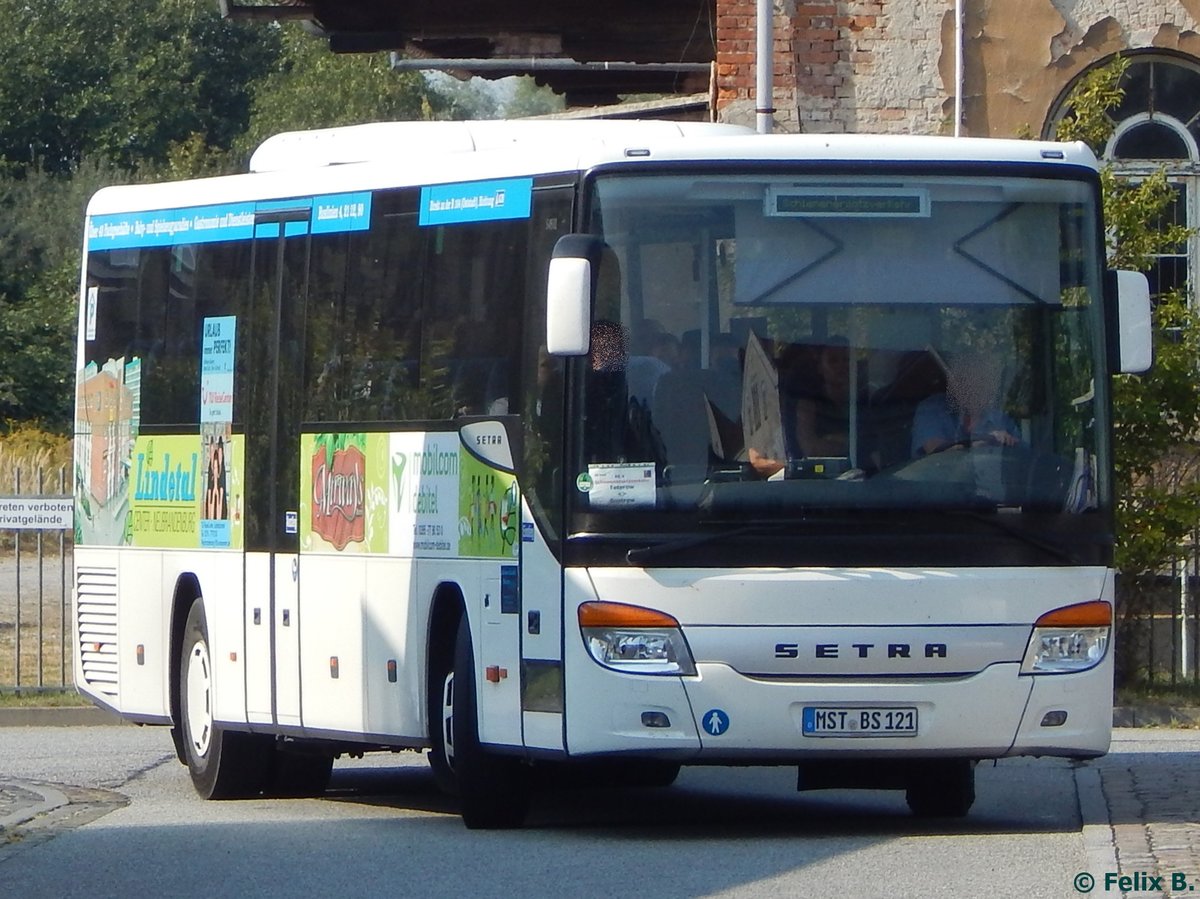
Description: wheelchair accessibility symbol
xmin=703 ymin=709 xmax=730 ymax=736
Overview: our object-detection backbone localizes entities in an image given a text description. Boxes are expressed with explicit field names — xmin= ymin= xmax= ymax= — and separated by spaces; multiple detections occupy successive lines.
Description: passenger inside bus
xmin=748 ymin=339 xmax=854 ymax=479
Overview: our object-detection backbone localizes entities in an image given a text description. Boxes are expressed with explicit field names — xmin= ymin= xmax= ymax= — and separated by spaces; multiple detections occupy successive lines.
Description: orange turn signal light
xmin=1034 ymin=600 xmax=1112 ymax=628
xmin=578 ymin=601 xmax=680 ymax=629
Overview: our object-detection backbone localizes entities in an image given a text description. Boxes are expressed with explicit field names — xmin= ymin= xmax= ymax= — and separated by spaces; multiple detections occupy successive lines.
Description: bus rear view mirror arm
xmin=547 ymin=235 xmax=605 ymax=356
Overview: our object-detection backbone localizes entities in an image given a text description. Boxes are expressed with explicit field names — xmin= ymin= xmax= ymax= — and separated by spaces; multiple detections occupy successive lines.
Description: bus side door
xmin=243 ymin=207 xmax=309 ymax=728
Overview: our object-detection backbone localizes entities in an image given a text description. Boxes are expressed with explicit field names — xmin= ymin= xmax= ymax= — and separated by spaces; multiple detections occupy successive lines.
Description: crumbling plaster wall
xmin=962 ymin=0 xmax=1200 ymax=138
xmin=719 ymin=0 xmax=1200 ymax=135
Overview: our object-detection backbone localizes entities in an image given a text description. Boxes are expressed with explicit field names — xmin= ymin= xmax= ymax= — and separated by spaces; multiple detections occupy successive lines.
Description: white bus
xmin=74 ymin=120 xmax=1151 ymax=827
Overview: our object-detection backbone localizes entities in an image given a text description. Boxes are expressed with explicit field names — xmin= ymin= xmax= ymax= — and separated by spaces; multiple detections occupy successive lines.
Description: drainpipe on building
xmin=954 ymin=0 xmax=964 ymax=136
xmin=756 ymin=0 xmax=774 ymax=134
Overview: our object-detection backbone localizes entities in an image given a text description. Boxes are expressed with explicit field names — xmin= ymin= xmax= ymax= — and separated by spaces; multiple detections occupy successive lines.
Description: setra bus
xmin=73 ymin=119 xmax=1151 ymax=827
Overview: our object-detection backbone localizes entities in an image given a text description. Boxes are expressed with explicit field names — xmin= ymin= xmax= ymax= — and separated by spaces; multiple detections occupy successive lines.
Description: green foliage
xmin=0 ymin=261 xmax=77 ymax=429
xmin=1056 ymin=56 xmax=1200 ymax=577
xmin=1111 ymin=292 xmax=1200 ymax=574
xmin=0 ymin=0 xmax=278 ymax=173
xmin=425 ymin=72 xmax=504 ymax=121
xmin=234 ymin=25 xmax=441 ymax=157
xmin=503 ymin=76 xmax=567 ymax=118
xmin=0 ymin=156 xmax=128 ymax=430
xmin=1102 ymin=168 xmax=1192 ymax=273
xmin=1054 ymin=56 xmax=1128 ymax=152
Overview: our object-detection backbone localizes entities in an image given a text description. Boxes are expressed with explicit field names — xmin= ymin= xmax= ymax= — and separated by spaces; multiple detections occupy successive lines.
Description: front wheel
xmin=179 ymin=598 xmax=273 ymax=799
xmin=448 ymin=617 xmax=530 ymax=829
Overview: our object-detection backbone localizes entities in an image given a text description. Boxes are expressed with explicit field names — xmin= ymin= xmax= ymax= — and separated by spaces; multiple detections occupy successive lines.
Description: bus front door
xmin=242 ymin=208 xmax=309 ymax=728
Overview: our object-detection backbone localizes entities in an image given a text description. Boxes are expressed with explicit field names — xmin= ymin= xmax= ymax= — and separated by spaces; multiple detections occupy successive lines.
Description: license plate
xmin=802 ymin=706 xmax=918 ymax=737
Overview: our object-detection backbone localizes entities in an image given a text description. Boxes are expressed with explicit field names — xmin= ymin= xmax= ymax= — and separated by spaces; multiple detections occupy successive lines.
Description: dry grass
xmin=0 ymin=425 xmax=72 ymax=489
xmin=0 ymin=688 xmax=88 ymax=707
xmin=0 ymin=551 xmax=79 ymax=698
xmin=0 ymin=626 xmax=73 ymax=690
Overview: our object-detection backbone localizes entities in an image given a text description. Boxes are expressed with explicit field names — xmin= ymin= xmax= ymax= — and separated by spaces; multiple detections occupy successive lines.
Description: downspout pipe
xmin=388 ymin=56 xmax=712 ymax=75
xmin=954 ymin=0 xmax=964 ymax=137
xmin=757 ymin=0 xmax=774 ymax=134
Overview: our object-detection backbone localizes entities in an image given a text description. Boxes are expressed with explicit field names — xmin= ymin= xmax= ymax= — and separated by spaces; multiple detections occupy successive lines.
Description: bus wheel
xmin=426 ymin=639 xmax=459 ymax=796
xmin=179 ymin=598 xmax=272 ymax=799
xmin=905 ymin=760 xmax=975 ymax=818
xmin=451 ymin=617 xmax=530 ymax=829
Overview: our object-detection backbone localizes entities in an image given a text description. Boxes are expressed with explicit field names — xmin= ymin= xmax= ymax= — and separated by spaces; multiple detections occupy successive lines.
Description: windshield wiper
xmin=625 ymin=523 xmax=771 ymax=565
xmin=624 ymin=517 xmax=859 ymax=565
xmin=946 ymin=510 xmax=1081 ymax=564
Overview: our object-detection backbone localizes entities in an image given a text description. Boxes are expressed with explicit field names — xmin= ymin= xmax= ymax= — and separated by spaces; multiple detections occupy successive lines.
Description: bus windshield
xmin=567 ymin=170 xmax=1109 ymax=562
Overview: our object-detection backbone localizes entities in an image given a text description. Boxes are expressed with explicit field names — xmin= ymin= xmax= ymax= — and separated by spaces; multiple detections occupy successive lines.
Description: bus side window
xmin=421 ymin=220 xmax=525 ymax=420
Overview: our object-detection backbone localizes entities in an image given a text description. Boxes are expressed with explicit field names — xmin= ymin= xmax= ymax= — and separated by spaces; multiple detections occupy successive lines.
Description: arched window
xmin=1047 ymin=53 xmax=1200 ymax=300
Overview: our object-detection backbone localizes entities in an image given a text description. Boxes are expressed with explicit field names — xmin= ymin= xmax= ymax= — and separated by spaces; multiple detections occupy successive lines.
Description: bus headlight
xmin=1020 ymin=600 xmax=1111 ymax=674
xmin=579 ymin=601 xmax=697 ymax=676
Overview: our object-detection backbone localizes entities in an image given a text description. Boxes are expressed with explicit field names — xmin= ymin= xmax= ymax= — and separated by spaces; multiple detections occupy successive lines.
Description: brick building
xmin=715 ymin=0 xmax=1200 ymax=294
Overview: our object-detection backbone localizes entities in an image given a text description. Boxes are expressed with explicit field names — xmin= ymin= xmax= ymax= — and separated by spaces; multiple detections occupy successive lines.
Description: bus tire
xmin=451 ymin=617 xmax=530 ymax=829
xmin=179 ymin=598 xmax=273 ymax=799
xmin=905 ymin=759 xmax=975 ymax=818
xmin=426 ymin=626 xmax=459 ymax=797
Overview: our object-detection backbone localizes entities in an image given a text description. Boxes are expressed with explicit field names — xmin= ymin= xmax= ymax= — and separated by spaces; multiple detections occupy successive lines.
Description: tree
xmin=0 ymin=158 xmax=124 ymax=429
xmin=0 ymin=0 xmax=279 ymax=174
xmin=234 ymin=25 xmax=443 ymax=157
xmin=501 ymin=77 xmax=566 ymax=118
xmin=1055 ymin=58 xmax=1200 ymax=682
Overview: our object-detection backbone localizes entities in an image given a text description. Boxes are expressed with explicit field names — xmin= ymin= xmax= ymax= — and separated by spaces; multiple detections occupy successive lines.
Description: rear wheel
xmin=449 ymin=617 xmax=530 ymax=829
xmin=905 ymin=759 xmax=975 ymax=818
xmin=426 ymin=637 xmax=458 ymax=796
xmin=179 ymin=598 xmax=273 ymax=799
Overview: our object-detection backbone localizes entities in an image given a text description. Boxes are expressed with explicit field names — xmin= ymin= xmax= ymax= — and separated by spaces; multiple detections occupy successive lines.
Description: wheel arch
xmin=426 ymin=582 xmax=467 ymax=730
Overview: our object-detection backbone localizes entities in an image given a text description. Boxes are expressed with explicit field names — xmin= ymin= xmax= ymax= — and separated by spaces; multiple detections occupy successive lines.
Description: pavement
xmin=0 ymin=707 xmax=1198 ymax=895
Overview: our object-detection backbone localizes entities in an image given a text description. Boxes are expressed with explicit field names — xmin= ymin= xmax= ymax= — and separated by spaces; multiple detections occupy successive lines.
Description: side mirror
xmin=546 ymin=235 xmax=603 ymax=356
xmin=1113 ymin=270 xmax=1152 ymax=374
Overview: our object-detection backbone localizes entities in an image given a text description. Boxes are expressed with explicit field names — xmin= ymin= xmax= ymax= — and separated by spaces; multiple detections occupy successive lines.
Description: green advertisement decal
xmin=128 ymin=434 xmax=243 ymax=549
xmin=300 ymin=429 xmax=518 ymax=558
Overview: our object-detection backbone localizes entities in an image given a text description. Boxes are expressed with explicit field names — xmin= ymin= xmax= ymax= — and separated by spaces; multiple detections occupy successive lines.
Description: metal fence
xmin=0 ymin=467 xmax=72 ymax=692
xmin=1114 ymin=563 xmax=1200 ymax=690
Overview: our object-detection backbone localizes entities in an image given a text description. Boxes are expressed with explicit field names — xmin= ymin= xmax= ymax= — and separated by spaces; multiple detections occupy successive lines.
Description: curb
xmin=0 ymin=706 xmax=126 ymax=727
xmin=0 ymin=781 xmax=70 ymax=831
xmin=1074 ymin=764 xmax=1119 ymax=880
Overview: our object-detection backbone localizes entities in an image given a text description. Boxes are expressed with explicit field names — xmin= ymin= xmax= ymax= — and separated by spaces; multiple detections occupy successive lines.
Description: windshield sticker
xmin=585 ymin=463 xmax=656 ymax=509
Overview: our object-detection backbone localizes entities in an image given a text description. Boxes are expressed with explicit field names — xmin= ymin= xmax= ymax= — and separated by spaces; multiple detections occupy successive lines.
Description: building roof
xmin=218 ymin=0 xmax=716 ymax=106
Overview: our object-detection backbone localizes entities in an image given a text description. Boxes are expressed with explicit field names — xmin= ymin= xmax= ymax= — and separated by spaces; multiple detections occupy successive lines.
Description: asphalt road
xmin=0 ymin=723 xmax=1103 ymax=898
